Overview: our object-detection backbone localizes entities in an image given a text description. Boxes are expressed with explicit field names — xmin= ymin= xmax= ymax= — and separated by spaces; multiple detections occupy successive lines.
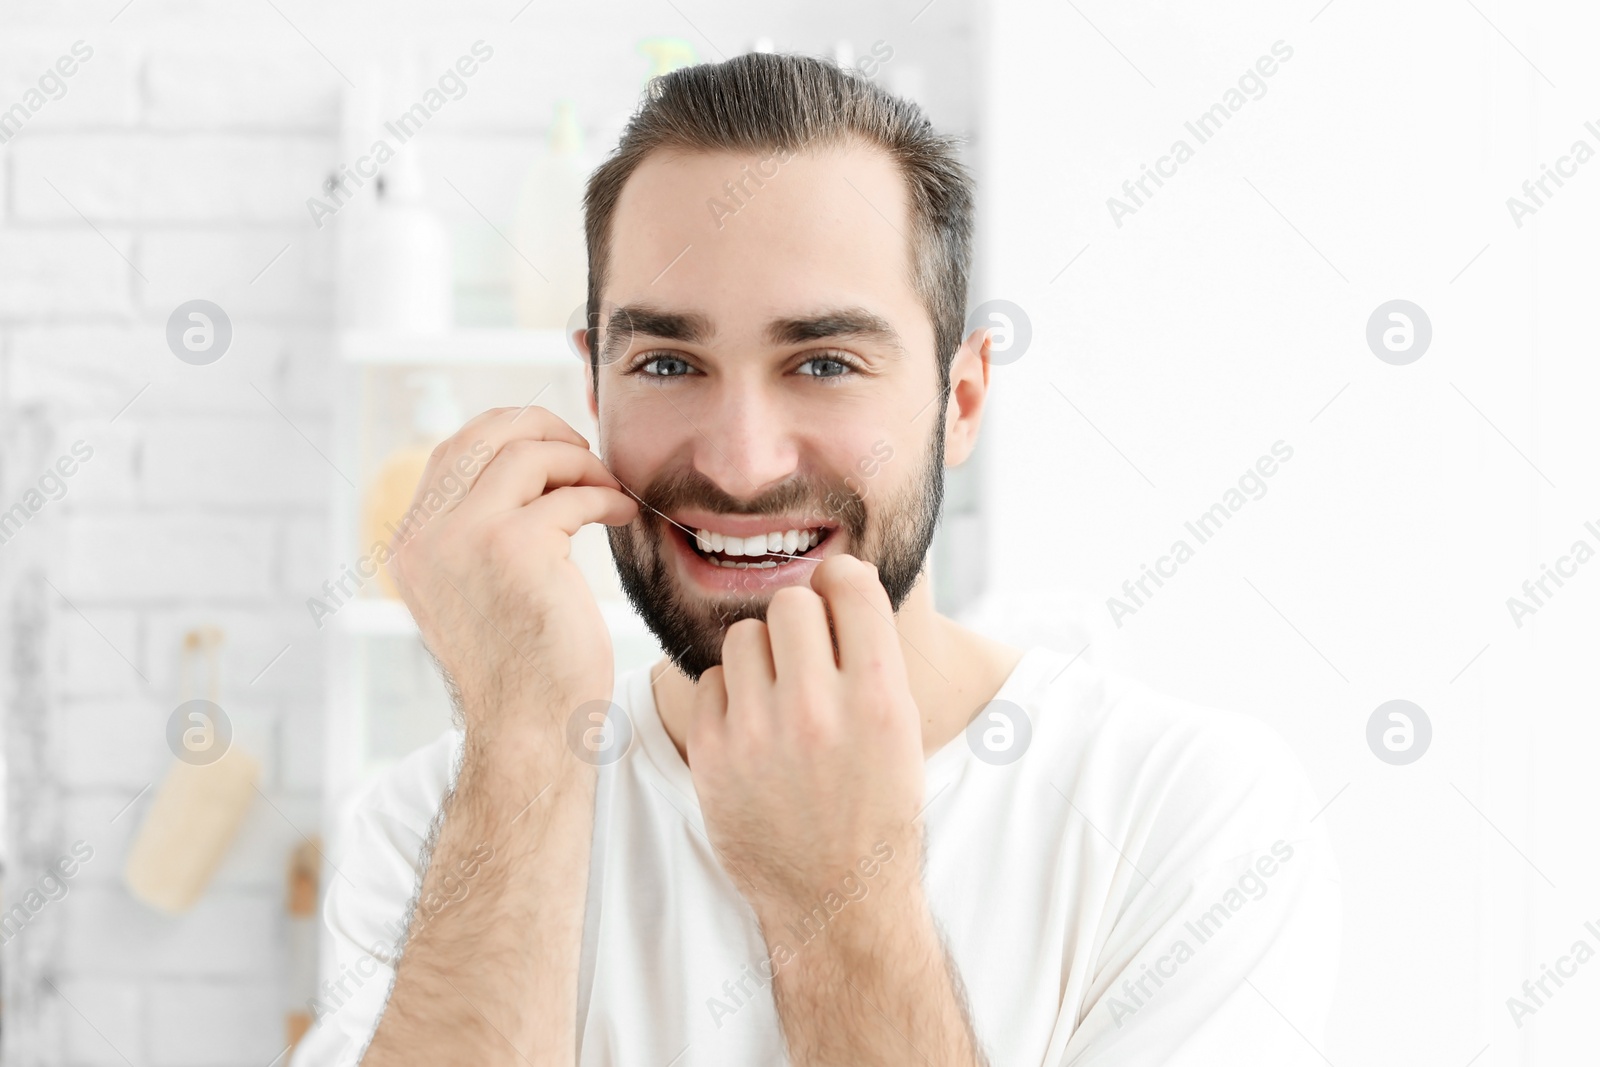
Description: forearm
xmin=363 ymin=727 xmax=596 ymax=1066
xmin=764 ymin=879 xmax=986 ymax=1067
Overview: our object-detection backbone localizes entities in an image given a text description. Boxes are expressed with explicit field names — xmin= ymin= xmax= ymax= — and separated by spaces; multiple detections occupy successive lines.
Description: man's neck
xmin=648 ymin=576 xmax=1025 ymax=764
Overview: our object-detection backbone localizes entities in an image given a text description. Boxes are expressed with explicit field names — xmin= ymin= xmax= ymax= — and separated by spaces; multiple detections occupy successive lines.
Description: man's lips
xmin=662 ymin=511 xmax=839 ymax=570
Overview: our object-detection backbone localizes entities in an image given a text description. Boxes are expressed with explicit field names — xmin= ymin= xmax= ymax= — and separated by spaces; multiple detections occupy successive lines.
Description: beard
xmin=607 ymin=422 xmax=946 ymax=680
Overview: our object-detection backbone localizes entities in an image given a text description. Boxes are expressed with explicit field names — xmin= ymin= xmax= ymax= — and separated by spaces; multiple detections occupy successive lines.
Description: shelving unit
xmin=337 ymin=328 xmax=578 ymax=366
xmin=318 ymin=328 xmax=662 ymax=820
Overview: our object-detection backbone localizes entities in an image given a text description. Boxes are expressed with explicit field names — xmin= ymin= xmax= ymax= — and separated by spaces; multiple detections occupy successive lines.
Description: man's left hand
xmin=687 ymin=554 xmax=926 ymax=925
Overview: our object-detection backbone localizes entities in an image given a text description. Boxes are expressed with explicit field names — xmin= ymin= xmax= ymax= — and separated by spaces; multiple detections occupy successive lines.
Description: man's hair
xmin=582 ymin=51 xmax=975 ymax=394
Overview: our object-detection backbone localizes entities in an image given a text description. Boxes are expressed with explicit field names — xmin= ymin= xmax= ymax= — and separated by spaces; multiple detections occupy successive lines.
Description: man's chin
xmin=610 ymin=562 xmax=768 ymax=681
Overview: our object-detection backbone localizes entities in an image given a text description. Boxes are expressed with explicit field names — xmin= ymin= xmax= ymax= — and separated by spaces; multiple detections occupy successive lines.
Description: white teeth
xmin=692 ymin=526 xmax=828 ymax=561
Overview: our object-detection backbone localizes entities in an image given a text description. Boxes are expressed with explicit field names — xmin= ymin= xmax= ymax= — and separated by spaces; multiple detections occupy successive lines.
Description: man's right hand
xmin=386 ymin=405 xmax=638 ymax=755
xmin=361 ymin=406 xmax=636 ymax=1067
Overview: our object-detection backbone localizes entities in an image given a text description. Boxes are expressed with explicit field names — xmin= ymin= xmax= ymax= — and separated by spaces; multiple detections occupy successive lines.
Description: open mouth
xmin=682 ymin=523 xmax=836 ymax=569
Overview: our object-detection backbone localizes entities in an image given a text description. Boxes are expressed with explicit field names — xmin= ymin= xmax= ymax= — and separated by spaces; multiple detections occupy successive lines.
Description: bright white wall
xmin=977 ymin=0 xmax=1600 ymax=1062
xmin=0 ymin=2 xmax=985 ymax=1063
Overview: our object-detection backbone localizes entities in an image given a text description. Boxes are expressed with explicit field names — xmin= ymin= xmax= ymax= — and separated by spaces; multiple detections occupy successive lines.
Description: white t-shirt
xmin=291 ymin=646 xmax=1341 ymax=1066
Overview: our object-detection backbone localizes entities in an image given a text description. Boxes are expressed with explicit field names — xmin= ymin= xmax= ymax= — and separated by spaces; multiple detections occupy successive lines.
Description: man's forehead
xmin=604 ymin=143 xmax=913 ymax=278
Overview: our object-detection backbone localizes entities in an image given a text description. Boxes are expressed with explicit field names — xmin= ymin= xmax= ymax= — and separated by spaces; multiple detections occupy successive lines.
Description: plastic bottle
xmin=508 ymin=39 xmax=699 ymax=330
xmin=511 ymin=100 xmax=591 ymax=329
xmin=342 ymin=149 xmax=453 ymax=333
xmin=361 ymin=372 xmax=462 ymax=597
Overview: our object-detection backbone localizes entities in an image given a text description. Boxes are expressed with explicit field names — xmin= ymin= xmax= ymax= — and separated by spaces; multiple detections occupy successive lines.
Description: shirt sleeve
xmin=289 ymin=731 xmax=460 ymax=1067
xmin=1056 ymin=703 xmax=1343 ymax=1067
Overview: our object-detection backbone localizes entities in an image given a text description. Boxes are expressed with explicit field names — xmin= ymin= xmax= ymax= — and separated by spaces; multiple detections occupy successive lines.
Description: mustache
xmin=632 ymin=466 xmax=869 ymax=541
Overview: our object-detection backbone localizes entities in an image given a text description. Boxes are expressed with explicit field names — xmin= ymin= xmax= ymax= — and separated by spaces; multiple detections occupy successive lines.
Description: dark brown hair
xmin=582 ymin=51 xmax=975 ymax=394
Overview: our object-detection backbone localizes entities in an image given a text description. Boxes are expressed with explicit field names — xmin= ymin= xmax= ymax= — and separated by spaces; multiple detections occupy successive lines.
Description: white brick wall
xmin=0 ymin=2 xmax=980 ymax=1063
xmin=0 ymin=231 xmax=134 ymax=317
xmin=12 ymin=136 xmax=331 ymax=222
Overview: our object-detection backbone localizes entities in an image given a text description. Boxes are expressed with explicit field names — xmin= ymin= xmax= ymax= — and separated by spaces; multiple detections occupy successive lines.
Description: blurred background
xmin=0 ymin=0 xmax=1596 ymax=1064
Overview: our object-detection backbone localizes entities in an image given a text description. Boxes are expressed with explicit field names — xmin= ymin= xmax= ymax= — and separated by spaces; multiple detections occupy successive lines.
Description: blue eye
xmin=798 ymin=356 xmax=851 ymax=378
xmin=640 ymin=355 xmax=694 ymax=377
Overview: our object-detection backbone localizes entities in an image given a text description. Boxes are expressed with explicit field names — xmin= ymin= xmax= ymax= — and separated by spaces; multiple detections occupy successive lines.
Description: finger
xmin=809 ymin=554 xmax=903 ymax=678
xmin=457 ymin=440 xmax=620 ymax=519
xmin=720 ymin=618 xmax=775 ymax=718
xmin=763 ymin=586 xmax=837 ymax=681
xmin=521 ymin=484 xmax=638 ymax=537
xmin=414 ymin=405 xmax=520 ymax=491
xmin=416 ymin=406 xmax=592 ymax=510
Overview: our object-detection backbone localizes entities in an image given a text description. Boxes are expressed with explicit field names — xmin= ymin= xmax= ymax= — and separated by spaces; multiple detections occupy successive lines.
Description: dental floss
xmin=607 ymin=473 xmax=825 ymax=566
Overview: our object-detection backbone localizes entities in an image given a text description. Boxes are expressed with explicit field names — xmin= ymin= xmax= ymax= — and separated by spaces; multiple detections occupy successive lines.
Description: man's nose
xmin=690 ymin=382 xmax=800 ymax=498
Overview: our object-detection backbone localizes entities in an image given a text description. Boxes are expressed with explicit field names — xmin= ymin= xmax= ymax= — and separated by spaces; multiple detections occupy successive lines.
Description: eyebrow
xmin=603 ymin=303 xmax=906 ymax=361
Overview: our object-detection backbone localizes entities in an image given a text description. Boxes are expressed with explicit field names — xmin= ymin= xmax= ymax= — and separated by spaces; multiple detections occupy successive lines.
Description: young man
xmin=293 ymin=53 xmax=1339 ymax=1067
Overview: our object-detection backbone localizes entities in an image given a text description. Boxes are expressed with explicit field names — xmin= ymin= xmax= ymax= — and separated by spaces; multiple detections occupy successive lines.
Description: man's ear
xmin=573 ymin=325 xmax=599 ymax=422
xmin=942 ymin=327 xmax=993 ymax=467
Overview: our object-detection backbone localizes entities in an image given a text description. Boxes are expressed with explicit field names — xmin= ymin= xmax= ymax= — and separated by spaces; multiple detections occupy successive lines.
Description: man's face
xmin=589 ymin=141 xmax=948 ymax=679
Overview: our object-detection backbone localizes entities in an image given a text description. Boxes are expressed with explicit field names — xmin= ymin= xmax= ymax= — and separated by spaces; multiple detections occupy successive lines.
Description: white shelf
xmin=338 ymin=328 xmax=582 ymax=366
xmin=333 ymin=597 xmax=419 ymax=635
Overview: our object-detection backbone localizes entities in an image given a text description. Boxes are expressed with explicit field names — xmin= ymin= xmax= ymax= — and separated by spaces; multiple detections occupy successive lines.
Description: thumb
xmin=687 ymin=665 xmax=728 ymax=759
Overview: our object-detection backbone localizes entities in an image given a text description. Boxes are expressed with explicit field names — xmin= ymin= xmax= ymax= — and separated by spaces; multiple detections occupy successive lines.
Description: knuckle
xmin=466 ymin=406 xmax=510 ymax=427
xmin=846 ymin=554 xmax=879 ymax=579
xmin=727 ymin=617 xmax=767 ymax=641
xmin=767 ymin=585 xmax=818 ymax=617
xmin=499 ymin=437 xmax=539 ymax=461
